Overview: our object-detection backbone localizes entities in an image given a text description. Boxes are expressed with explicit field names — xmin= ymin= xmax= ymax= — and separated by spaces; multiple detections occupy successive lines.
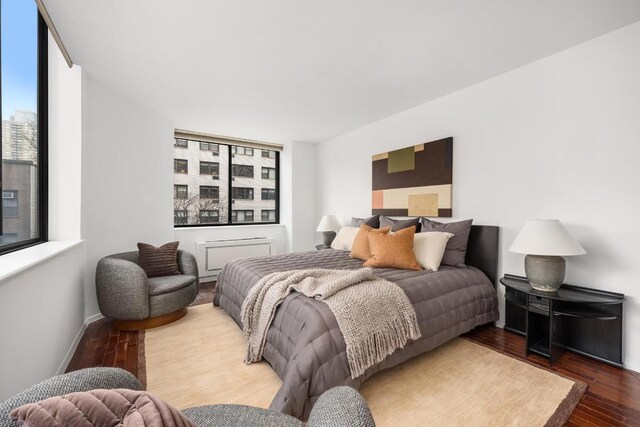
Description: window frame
xmin=174 ymin=158 xmax=188 ymax=174
xmin=199 ymin=185 xmax=219 ymax=201
xmin=0 ymin=12 xmax=48 ymax=255
xmin=174 ymin=142 xmax=279 ymax=228
xmin=199 ymin=161 xmax=219 ymax=177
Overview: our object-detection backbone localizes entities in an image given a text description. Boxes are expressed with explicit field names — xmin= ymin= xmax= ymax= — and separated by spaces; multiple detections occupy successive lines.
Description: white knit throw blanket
xmin=240 ymin=268 xmax=422 ymax=379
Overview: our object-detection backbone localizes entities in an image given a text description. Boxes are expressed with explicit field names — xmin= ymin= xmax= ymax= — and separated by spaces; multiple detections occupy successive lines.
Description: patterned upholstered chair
xmin=0 ymin=368 xmax=376 ymax=427
xmin=96 ymin=250 xmax=199 ymax=330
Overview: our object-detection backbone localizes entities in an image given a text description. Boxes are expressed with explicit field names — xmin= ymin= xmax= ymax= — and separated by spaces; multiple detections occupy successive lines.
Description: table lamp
xmin=509 ymin=219 xmax=586 ymax=292
xmin=316 ymin=215 xmax=341 ymax=247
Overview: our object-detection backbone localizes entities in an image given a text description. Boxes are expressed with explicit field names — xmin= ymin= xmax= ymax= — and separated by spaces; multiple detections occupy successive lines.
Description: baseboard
xmin=495 ymin=320 xmax=505 ymax=328
xmin=56 ymin=313 xmax=104 ymax=375
xmin=623 ymin=359 xmax=640 ymax=374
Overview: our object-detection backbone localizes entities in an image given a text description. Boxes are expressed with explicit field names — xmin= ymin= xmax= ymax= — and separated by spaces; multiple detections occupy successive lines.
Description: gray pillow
xmin=420 ymin=218 xmax=473 ymax=267
xmin=379 ymin=216 xmax=421 ymax=232
xmin=350 ymin=215 xmax=380 ymax=228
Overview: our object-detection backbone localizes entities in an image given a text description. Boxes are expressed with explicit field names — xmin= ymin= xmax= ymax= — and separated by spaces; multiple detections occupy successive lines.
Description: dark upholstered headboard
xmin=464 ymin=225 xmax=499 ymax=286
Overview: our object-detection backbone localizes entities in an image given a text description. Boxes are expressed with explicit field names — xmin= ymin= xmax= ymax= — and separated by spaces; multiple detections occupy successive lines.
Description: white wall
xmin=291 ymin=142 xmax=318 ymax=252
xmin=0 ymin=35 xmax=87 ymax=401
xmin=0 ymin=243 xmax=86 ymax=400
xmin=48 ymin=36 xmax=82 ymax=241
xmin=317 ymin=22 xmax=640 ymax=371
xmin=81 ymin=76 xmax=175 ymax=318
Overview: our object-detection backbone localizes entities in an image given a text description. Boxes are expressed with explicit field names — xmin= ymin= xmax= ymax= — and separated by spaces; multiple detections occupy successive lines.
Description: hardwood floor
xmin=66 ymin=288 xmax=640 ymax=426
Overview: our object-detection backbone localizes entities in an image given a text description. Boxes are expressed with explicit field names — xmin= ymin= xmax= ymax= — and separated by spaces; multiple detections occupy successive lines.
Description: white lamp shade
xmin=316 ymin=215 xmax=341 ymax=232
xmin=509 ymin=219 xmax=586 ymax=256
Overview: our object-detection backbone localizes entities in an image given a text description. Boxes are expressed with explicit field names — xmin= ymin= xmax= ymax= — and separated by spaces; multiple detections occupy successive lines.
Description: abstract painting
xmin=372 ymin=137 xmax=452 ymax=217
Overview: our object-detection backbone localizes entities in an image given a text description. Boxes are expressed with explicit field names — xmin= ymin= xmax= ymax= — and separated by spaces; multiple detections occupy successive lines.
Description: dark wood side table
xmin=500 ymin=274 xmax=625 ymax=367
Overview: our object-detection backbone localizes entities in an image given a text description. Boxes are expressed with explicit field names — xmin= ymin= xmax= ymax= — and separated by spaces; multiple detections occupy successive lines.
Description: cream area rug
xmin=143 ymin=304 xmax=585 ymax=426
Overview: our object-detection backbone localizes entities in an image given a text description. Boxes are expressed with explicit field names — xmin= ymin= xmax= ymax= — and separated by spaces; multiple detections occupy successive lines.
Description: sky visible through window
xmin=1 ymin=0 xmax=38 ymax=119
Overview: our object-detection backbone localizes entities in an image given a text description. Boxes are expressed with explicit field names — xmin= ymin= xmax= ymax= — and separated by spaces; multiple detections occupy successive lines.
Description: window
xmin=174 ymin=210 xmax=188 ymax=224
xmin=174 ymin=185 xmax=188 ymax=199
xmin=232 ymin=210 xmax=254 ymax=223
xmin=262 ymin=167 xmax=276 ymax=180
xmin=1 ymin=3 xmax=48 ymax=253
xmin=200 ymin=141 xmax=219 ymax=155
xmin=261 ymin=210 xmax=276 ymax=222
xmin=232 ymin=164 xmax=254 ymax=178
xmin=199 ymin=209 xmax=219 ymax=224
xmin=200 ymin=186 xmax=219 ymax=200
xmin=174 ymin=139 xmax=188 ymax=148
xmin=200 ymin=161 xmax=219 ymax=177
xmin=2 ymin=191 xmax=18 ymax=216
xmin=173 ymin=138 xmax=279 ymax=226
xmin=232 ymin=187 xmax=253 ymax=200
xmin=232 ymin=146 xmax=253 ymax=156
xmin=174 ymin=159 xmax=188 ymax=174
xmin=261 ymin=188 xmax=276 ymax=200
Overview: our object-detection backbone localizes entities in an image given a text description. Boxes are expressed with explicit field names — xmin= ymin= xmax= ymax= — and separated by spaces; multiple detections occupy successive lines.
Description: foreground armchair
xmin=96 ymin=250 xmax=199 ymax=330
xmin=0 ymin=368 xmax=376 ymax=427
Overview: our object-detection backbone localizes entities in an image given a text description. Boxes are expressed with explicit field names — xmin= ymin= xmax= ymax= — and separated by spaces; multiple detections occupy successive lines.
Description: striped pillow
xmin=137 ymin=241 xmax=180 ymax=278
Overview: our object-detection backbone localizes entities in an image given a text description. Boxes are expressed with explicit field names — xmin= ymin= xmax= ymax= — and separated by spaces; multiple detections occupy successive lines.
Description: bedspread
xmin=214 ymin=249 xmax=498 ymax=420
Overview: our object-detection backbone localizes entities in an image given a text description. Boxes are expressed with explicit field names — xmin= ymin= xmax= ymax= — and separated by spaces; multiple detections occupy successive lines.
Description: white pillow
xmin=413 ymin=232 xmax=454 ymax=271
xmin=330 ymin=226 xmax=360 ymax=250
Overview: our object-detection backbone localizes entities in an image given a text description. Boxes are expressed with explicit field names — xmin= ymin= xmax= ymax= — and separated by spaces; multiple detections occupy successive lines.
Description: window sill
xmin=174 ymin=223 xmax=284 ymax=231
xmin=0 ymin=240 xmax=84 ymax=284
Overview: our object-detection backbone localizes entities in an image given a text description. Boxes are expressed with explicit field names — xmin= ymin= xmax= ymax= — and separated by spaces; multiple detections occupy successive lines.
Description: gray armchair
xmin=96 ymin=249 xmax=199 ymax=330
xmin=0 ymin=368 xmax=376 ymax=427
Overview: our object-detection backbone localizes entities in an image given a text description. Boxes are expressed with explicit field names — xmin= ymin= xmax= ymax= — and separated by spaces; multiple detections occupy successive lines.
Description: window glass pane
xmin=174 ymin=159 xmax=188 ymax=173
xmin=2 ymin=0 xmax=42 ymax=248
xmin=173 ymin=140 xmax=277 ymax=226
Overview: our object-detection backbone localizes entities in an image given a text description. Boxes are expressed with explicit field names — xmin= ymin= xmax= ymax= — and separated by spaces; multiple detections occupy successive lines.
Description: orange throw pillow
xmin=350 ymin=225 xmax=391 ymax=261
xmin=363 ymin=226 xmax=421 ymax=271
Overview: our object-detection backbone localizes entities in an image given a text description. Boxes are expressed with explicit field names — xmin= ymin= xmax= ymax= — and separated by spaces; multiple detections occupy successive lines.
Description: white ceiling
xmin=45 ymin=1 xmax=640 ymax=143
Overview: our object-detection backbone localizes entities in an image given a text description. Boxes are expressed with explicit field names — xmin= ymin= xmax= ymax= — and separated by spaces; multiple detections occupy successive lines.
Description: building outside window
xmin=262 ymin=167 xmax=276 ymax=180
xmin=1 ymin=3 xmax=48 ymax=252
xmin=232 ymin=187 xmax=253 ymax=200
xmin=199 ymin=185 xmax=219 ymax=200
xmin=174 ymin=210 xmax=188 ymax=224
xmin=200 ymin=141 xmax=219 ymax=154
xmin=2 ymin=191 xmax=18 ymax=216
xmin=199 ymin=209 xmax=219 ymax=223
xmin=261 ymin=188 xmax=276 ymax=200
xmin=261 ymin=210 xmax=276 ymax=222
xmin=173 ymin=137 xmax=279 ymax=226
xmin=174 ymin=185 xmax=188 ymax=199
xmin=232 ymin=146 xmax=253 ymax=156
xmin=175 ymin=139 xmax=188 ymax=148
xmin=200 ymin=161 xmax=219 ymax=177
xmin=232 ymin=210 xmax=254 ymax=223
xmin=232 ymin=164 xmax=254 ymax=178
xmin=174 ymin=159 xmax=188 ymax=174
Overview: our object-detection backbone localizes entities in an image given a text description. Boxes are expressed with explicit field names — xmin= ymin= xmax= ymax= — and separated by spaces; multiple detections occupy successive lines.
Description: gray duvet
xmin=214 ymin=249 xmax=499 ymax=420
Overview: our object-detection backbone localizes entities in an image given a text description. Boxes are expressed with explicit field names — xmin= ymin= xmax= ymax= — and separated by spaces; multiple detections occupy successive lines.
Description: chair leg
xmin=113 ymin=308 xmax=188 ymax=331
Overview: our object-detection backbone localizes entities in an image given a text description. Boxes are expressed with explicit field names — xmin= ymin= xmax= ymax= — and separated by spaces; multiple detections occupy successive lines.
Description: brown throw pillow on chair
xmin=137 ymin=241 xmax=180 ymax=278
xmin=363 ymin=226 xmax=421 ymax=271
xmin=350 ymin=224 xmax=391 ymax=261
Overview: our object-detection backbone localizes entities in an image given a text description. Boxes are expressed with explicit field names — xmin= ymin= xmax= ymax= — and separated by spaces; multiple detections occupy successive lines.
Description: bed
xmin=213 ymin=225 xmax=500 ymax=420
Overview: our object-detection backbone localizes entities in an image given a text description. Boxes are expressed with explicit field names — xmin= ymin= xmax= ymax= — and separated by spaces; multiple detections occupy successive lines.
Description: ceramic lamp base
xmin=525 ymin=255 xmax=566 ymax=292
xmin=322 ymin=231 xmax=336 ymax=247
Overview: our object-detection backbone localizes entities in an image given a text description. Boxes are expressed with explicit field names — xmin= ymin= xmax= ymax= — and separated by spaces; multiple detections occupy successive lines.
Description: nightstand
xmin=315 ymin=244 xmax=331 ymax=250
xmin=501 ymin=274 xmax=625 ymax=367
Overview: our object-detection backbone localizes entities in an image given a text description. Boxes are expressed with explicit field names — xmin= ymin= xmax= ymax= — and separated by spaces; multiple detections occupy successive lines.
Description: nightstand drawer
xmin=528 ymin=295 xmax=550 ymax=315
